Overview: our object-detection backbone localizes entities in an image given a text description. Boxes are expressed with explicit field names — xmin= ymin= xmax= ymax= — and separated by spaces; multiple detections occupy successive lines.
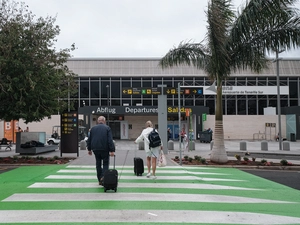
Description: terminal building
xmin=2 ymin=57 xmax=300 ymax=142
xmin=65 ymin=57 xmax=300 ymax=141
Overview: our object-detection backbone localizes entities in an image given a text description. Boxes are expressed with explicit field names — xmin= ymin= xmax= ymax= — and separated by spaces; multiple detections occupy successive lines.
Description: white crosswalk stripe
xmin=1 ymin=210 xmax=300 ymax=224
xmin=45 ymin=174 xmax=245 ymax=181
xmin=29 ymin=182 xmax=260 ymax=190
xmin=5 ymin=192 xmax=291 ymax=203
xmin=57 ymin=169 xmax=229 ymax=175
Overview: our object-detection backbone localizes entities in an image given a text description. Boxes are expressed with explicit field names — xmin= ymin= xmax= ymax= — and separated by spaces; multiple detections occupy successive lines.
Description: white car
xmin=47 ymin=137 xmax=60 ymax=145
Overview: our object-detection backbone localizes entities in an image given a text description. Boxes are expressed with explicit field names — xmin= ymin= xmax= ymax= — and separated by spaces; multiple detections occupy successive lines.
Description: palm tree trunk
xmin=210 ymin=78 xmax=228 ymax=163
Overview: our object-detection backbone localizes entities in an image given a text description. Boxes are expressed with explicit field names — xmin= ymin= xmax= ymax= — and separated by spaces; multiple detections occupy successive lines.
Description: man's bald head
xmin=98 ymin=116 xmax=106 ymax=124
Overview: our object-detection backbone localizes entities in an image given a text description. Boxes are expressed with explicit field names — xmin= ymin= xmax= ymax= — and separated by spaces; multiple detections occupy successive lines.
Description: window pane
xmin=90 ymin=81 xmax=99 ymax=98
xmin=80 ymin=82 xmax=89 ymax=98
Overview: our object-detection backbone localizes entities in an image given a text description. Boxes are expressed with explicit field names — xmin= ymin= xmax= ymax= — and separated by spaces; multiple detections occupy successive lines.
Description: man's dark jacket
xmin=87 ymin=123 xmax=115 ymax=152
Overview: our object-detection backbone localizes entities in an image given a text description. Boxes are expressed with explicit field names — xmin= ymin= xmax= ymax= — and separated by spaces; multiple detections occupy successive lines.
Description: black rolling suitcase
xmin=103 ymin=155 xmax=118 ymax=192
xmin=134 ymin=157 xmax=144 ymax=176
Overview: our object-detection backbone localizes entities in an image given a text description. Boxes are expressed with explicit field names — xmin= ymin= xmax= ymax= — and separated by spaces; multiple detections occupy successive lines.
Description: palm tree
xmin=159 ymin=0 xmax=300 ymax=163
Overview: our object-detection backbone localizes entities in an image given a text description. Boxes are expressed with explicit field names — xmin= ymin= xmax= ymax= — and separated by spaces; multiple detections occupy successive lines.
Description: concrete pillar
xmin=283 ymin=141 xmax=290 ymax=151
xmin=79 ymin=140 xmax=86 ymax=150
xmin=261 ymin=141 xmax=268 ymax=151
xmin=240 ymin=141 xmax=247 ymax=151
xmin=168 ymin=140 xmax=174 ymax=150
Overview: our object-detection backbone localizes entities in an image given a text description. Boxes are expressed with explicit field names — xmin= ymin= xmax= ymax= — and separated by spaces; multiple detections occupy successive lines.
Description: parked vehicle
xmin=47 ymin=125 xmax=60 ymax=145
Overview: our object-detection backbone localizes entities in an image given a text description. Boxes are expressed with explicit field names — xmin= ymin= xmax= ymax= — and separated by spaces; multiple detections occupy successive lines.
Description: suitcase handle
xmin=110 ymin=154 xmax=116 ymax=169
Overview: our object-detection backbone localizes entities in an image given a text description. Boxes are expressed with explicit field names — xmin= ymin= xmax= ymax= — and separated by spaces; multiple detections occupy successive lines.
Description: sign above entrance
xmin=122 ymin=87 xmax=203 ymax=95
xmin=122 ymin=87 xmax=162 ymax=95
xmin=165 ymin=87 xmax=203 ymax=95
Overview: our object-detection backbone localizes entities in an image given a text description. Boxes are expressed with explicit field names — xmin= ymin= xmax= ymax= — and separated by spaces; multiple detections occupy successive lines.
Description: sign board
xmin=122 ymin=87 xmax=162 ymax=95
xmin=265 ymin=123 xmax=276 ymax=127
xmin=185 ymin=108 xmax=190 ymax=116
xmin=165 ymin=87 xmax=203 ymax=95
xmin=202 ymin=113 xmax=207 ymax=121
xmin=60 ymin=111 xmax=79 ymax=156
xmin=122 ymin=87 xmax=203 ymax=95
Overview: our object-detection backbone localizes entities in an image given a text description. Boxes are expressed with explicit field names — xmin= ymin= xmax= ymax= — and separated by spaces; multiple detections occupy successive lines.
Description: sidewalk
xmin=1 ymin=140 xmax=300 ymax=166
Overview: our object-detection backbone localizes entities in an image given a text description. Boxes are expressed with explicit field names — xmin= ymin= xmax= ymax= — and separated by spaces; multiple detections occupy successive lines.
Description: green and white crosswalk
xmin=0 ymin=165 xmax=300 ymax=224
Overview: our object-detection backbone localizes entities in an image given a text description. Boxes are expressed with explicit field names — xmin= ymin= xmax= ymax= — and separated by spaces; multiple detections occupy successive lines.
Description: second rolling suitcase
xmin=134 ymin=157 xmax=144 ymax=176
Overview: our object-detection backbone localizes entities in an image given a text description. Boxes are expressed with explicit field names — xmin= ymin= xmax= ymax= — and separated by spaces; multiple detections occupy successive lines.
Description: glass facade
xmin=74 ymin=76 xmax=300 ymax=115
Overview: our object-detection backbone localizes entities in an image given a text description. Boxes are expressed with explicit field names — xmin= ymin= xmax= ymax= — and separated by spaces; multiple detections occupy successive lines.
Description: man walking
xmin=87 ymin=116 xmax=115 ymax=185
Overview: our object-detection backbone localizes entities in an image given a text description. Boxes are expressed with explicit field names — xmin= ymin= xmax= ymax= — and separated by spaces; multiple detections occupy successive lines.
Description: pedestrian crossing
xmin=1 ymin=165 xmax=300 ymax=224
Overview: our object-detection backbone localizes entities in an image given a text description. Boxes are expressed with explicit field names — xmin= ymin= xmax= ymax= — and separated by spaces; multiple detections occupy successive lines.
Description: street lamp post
xmin=275 ymin=49 xmax=284 ymax=150
xmin=106 ymin=85 xmax=110 ymax=126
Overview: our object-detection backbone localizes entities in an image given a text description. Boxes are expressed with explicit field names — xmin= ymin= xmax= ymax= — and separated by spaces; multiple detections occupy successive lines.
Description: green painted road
xmin=0 ymin=165 xmax=300 ymax=224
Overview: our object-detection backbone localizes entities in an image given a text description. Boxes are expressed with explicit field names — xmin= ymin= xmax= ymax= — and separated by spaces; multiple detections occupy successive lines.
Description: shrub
xmin=235 ymin=154 xmax=241 ymax=160
xmin=252 ymin=157 xmax=256 ymax=162
xmin=280 ymin=159 xmax=288 ymax=166
xmin=175 ymin=156 xmax=179 ymax=160
xmin=261 ymin=159 xmax=267 ymax=164
xmin=243 ymin=157 xmax=249 ymax=162
xmin=200 ymin=158 xmax=206 ymax=164
xmin=184 ymin=155 xmax=189 ymax=160
xmin=194 ymin=155 xmax=201 ymax=161
xmin=188 ymin=157 xmax=193 ymax=162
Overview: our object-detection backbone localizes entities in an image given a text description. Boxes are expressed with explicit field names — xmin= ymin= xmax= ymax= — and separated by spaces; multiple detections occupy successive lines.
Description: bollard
xmin=138 ymin=141 xmax=144 ymax=150
xmin=261 ymin=141 xmax=268 ymax=151
xmin=189 ymin=141 xmax=195 ymax=151
xmin=283 ymin=141 xmax=290 ymax=151
xmin=168 ymin=140 xmax=174 ymax=150
xmin=240 ymin=141 xmax=247 ymax=151
xmin=210 ymin=141 xmax=214 ymax=150
xmin=80 ymin=140 xmax=86 ymax=150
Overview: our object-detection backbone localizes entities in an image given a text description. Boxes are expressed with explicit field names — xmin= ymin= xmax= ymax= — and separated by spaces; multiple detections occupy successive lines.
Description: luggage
xmin=103 ymin=155 xmax=118 ymax=192
xmin=134 ymin=157 xmax=144 ymax=176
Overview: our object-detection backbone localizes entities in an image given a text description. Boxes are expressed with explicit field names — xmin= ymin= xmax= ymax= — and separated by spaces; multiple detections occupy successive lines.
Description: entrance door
xmin=109 ymin=121 xmax=121 ymax=139
xmin=167 ymin=121 xmax=179 ymax=140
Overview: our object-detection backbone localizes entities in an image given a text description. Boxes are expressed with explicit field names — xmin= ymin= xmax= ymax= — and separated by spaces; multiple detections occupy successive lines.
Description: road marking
xmin=1 ymin=210 xmax=300 ymax=224
xmin=3 ymin=193 xmax=292 ymax=203
xmin=67 ymin=165 xmax=218 ymax=170
xmin=45 ymin=174 xmax=245 ymax=182
xmin=57 ymin=169 xmax=229 ymax=175
xmin=29 ymin=182 xmax=260 ymax=190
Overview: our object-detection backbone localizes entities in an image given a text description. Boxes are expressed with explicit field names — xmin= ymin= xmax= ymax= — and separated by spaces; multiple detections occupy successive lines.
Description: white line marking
xmin=29 ymin=182 xmax=261 ymax=190
xmin=2 ymin=193 xmax=292 ymax=204
xmin=0 ymin=210 xmax=300 ymax=224
xmin=66 ymin=165 xmax=217 ymax=170
xmin=57 ymin=169 xmax=228 ymax=175
xmin=45 ymin=175 xmax=244 ymax=182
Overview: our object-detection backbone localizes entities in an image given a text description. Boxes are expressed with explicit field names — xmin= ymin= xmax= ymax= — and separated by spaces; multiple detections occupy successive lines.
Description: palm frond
xmin=159 ymin=41 xmax=209 ymax=70
xmin=229 ymin=0 xmax=300 ymax=71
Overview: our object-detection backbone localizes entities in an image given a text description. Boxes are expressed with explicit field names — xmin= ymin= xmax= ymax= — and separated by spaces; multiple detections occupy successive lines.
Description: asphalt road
xmin=242 ymin=169 xmax=300 ymax=190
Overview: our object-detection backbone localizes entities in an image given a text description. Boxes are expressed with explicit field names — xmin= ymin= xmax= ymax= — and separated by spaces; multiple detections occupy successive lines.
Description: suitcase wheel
xmin=114 ymin=188 xmax=117 ymax=192
xmin=104 ymin=187 xmax=107 ymax=192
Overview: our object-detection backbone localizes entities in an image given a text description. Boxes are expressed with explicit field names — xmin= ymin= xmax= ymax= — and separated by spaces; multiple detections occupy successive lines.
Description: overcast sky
xmin=21 ymin=0 xmax=300 ymax=59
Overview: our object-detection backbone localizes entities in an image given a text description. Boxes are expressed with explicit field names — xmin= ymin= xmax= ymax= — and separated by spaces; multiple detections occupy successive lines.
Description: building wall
xmin=204 ymin=115 xmax=285 ymax=141
xmin=1 ymin=114 xmax=284 ymax=141
xmin=126 ymin=116 xmax=158 ymax=141
xmin=18 ymin=115 xmax=61 ymax=138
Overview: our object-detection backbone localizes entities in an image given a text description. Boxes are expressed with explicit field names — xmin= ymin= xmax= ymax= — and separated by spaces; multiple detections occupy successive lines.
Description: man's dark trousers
xmin=93 ymin=150 xmax=110 ymax=181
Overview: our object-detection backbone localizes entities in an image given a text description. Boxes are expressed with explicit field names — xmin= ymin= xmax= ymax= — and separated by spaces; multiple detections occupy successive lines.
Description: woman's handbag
xmin=158 ymin=150 xmax=167 ymax=167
